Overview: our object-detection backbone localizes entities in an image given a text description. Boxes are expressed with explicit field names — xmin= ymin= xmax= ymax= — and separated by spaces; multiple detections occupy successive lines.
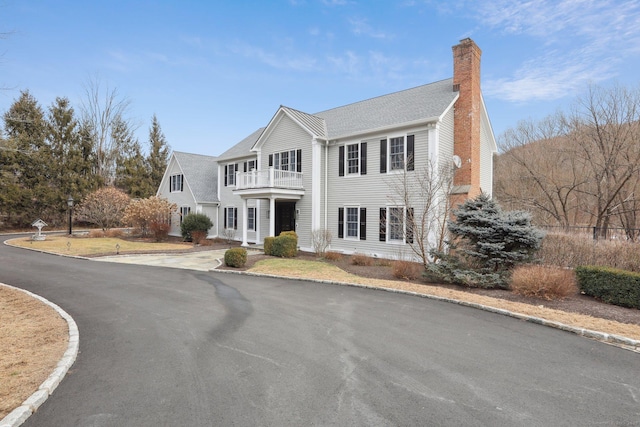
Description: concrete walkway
xmin=93 ymin=249 xmax=261 ymax=271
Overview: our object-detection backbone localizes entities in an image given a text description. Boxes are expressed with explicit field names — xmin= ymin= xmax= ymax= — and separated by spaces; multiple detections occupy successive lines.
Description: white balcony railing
xmin=235 ymin=168 xmax=303 ymax=190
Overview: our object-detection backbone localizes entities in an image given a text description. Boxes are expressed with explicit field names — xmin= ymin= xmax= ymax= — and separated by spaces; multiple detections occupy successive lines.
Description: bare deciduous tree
xmin=387 ymin=157 xmax=455 ymax=267
xmin=495 ymin=83 xmax=640 ymax=240
xmin=81 ymin=77 xmax=133 ymax=185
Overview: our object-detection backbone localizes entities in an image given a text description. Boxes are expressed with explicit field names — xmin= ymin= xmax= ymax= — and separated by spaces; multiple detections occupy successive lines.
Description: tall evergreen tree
xmin=146 ymin=114 xmax=170 ymax=191
xmin=113 ymin=116 xmax=153 ymax=198
xmin=1 ymin=90 xmax=49 ymax=226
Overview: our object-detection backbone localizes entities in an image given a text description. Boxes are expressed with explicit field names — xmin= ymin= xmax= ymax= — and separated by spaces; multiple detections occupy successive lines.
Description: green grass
xmin=8 ymin=236 xmax=191 ymax=256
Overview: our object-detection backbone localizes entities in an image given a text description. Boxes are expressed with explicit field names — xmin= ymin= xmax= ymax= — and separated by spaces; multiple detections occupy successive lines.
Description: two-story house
xmin=158 ymin=38 xmax=497 ymax=260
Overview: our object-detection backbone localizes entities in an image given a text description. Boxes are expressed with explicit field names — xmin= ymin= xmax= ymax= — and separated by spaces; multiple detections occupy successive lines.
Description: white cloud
xmin=465 ymin=0 xmax=640 ymax=101
xmin=348 ymin=17 xmax=393 ymax=39
xmin=229 ymin=42 xmax=318 ymax=72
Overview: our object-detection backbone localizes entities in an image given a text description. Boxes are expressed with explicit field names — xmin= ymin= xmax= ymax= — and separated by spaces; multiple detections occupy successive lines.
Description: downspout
xmin=324 ymin=140 xmax=329 ymax=230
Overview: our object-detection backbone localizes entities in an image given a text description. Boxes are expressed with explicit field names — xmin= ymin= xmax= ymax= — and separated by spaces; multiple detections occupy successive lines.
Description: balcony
xmin=233 ymin=168 xmax=305 ymax=199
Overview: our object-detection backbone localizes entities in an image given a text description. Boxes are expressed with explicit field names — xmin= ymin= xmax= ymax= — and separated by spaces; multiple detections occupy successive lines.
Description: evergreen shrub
xmin=180 ymin=213 xmax=213 ymax=243
xmin=271 ymin=232 xmax=298 ymax=258
xmin=225 ymin=248 xmax=247 ymax=268
xmin=575 ymin=266 xmax=640 ymax=309
xmin=429 ymin=193 xmax=544 ymax=289
xmin=264 ymin=237 xmax=276 ymax=255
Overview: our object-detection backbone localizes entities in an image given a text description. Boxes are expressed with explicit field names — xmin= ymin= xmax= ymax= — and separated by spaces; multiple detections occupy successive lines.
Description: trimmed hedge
xmin=575 ymin=265 xmax=640 ymax=309
xmin=265 ymin=231 xmax=298 ymax=258
xmin=264 ymin=237 xmax=276 ymax=255
xmin=224 ymin=248 xmax=247 ymax=268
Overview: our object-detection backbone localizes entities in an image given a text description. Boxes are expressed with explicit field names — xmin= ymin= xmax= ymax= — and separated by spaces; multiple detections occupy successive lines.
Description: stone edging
xmin=0 ymin=284 xmax=79 ymax=427
xmin=210 ymin=268 xmax=640 ymax=353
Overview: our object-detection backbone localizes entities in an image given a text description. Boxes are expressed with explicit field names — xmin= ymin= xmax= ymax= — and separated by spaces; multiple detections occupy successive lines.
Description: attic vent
xmin=453 ymin=83 xmax=460 ymax=92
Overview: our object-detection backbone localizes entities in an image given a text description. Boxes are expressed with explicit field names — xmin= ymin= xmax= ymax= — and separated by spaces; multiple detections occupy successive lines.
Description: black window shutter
xmin=235 ymin=163 xmax=238 ymax=173
xmin=296 ymin=149 xmax=302 ymax=172
xmin=269 ymin=154 xmax=273 ymax=167
xmin=360 ymin=208 xmax=366 ymax=240
xmin=379 ymin=208 xmax=386 ymax=242
xmin=407 ymin=135 xmax=415 ymax=171
xmin=338 ymin=208 xmax=344 ymax=238
xmin=234 ymin=208 xmax=238 ymax=229
xmin=407 ymin=208 xmax=414 ymax=243
xmin=180 ymin=175 xmax=184 ymax=191
xmin=244 ymin=162 xmax=247 ymax=172
xmin=339 ymin=146 xmax=345 ymax=177
xmin=361 ymin=142 xmax=367 ymax=175
xmin=224 ymin=165 xmax=228 ymax=186
xmin=224 ymin=208 xmax=227 ymax=228
xmin=380 ymin=139 xmax=387 ymax=174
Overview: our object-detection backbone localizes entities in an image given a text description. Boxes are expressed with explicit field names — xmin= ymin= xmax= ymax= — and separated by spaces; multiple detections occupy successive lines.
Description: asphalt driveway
xmin=1 ymin=237 xmax=639 ymax=426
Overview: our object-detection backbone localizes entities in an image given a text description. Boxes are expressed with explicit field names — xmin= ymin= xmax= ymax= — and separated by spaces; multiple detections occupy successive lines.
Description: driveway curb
xmin=0 ymin=284 xmax=79 ymax=427
xmin=210 ymin=268 xmax=640 ymax=353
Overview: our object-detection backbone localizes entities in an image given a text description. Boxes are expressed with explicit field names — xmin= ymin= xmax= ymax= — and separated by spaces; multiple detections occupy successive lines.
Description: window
xmin=339 ymin=142 xmax=367 ymax=176
xmin=390 ymin=137 xmax=404 ymax=171
xmin=388 ymin=207 xmax=404 ymax=241
xmin=338 ymin=207 xmax=366 ymax=240
xmin=244 ymin=160 xmax=256 ymax=172
xmin=380 ymin=135 xmax=414 ymax=173
xmin=180 ymin=206 xmax=191 ymax=224
xmin=224 ymin=207 xmax=238 ymax=230
xmin=225 ymin=163 xmax=238 ymax=186
xmin=347 ymin=144 xmax=359 ymax=174
xmin=379 ymin=206 xmax=413 ymax=243
xmin=269 ymin=149 xmax=302 ymax=172
xmin=247 ymin=207 xmax=256 ymax=231
xmin=170 ymin=174 xmax=183 ymax=192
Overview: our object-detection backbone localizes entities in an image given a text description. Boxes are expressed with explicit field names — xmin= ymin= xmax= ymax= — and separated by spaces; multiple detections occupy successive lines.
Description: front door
xmin=275 ymin=201 xmax=296 ymax=236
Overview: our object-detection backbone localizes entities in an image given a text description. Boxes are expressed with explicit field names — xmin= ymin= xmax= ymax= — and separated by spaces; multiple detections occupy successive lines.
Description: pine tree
xmin=113 ymin=117 xmax=153 ymax=198
xmin=1 ymin=91 xmax=49 ymax=226
xmin=146 ymin=114 xmax=170 ymax=191
xmin=428 ymin=193 xmax=544 ymax=289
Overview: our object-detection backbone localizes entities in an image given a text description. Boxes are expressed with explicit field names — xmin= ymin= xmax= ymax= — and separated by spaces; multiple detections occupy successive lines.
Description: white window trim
xmin=344 ymin=205 xmax=361 ymax=240
xmin=346 ymin=143 xmax=360 ymax=176
xmin=386 ymin=205 xmax=406 ymax=244
xmin=170 ymin=174 xmax=183 ymax=192
xmin=226 ymin=163 xmax=236 ymax=187
xmin=180 ymin=206 xmax=191 ymax=224
xmin=387 ymin=135 xmax=406 ymax=174
xmin=225 ymin=206 xmax=237 ymax=230
xmin=247 ymin=207 xmax=256 ymax=231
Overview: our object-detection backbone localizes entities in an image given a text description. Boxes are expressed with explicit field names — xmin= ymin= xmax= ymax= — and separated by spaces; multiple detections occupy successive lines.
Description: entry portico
xmin=233 ymin=168 xmax=304 ymax=246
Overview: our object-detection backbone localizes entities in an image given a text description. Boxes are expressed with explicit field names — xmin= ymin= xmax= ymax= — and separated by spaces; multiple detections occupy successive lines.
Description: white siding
xmin=438 ymin=107 xmax=455 ymax=170
xmin=218 ymin=155 xmax=259 ymax=243
xmin=480 ymin=113 xmax=494 ymax=196
xmin=158 ymin=157 xmax=197 ymax=236
xmin=258 ymin=114 xmax=315 ymax=250
xmin=325 ymin=124 xmax=434 ymax=260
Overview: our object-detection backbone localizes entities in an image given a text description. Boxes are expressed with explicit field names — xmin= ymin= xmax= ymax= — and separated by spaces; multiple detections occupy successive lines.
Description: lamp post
xmin=67 ymin=195 xmax=74 ymax=235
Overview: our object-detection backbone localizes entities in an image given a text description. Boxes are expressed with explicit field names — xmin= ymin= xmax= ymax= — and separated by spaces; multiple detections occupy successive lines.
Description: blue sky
xmin=2 ymin=0 xmax=639 ymax=156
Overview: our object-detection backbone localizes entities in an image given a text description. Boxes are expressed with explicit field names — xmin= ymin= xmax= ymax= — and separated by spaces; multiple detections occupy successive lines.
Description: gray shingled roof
xmin=216 ymin=127 xmax=264 ymax=161
xmin=218 ymin=77 xmax=456 ymax=159
xmin=281 ymin=106 xmax=327 ymax=138
xmin=316 ymin=78 xmax=456 ymax=139
xmin=173 ymin=151 xmax=219 ymax=203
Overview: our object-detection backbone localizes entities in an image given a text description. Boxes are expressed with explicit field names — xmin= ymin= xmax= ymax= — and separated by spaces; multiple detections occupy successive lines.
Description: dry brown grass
xmin=0 ymin=285 xmax=68 ymax=419
xmin=8 ymin=236 xmax=192 ymax=257
xmin=105 ymin=228 xmax=125 ymax=238
xmin=510 ymin=265 xmax=578 ymax=300
xmin=392 ymin=260 xmax=422 ymax=281
xmin=538 ymin=233 xmax=640 ymax=271
xmin=88 ymin=229 xmax=105 ymax=238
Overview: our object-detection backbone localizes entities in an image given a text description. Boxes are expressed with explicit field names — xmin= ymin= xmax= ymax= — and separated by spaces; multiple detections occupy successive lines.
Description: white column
xmin=269 ymin=197 xmax=276 ymax=237
xmin=241 ymin=198 xmax=248 ymax=247
xmin=311 ymin=138 xmax=321 ymax=232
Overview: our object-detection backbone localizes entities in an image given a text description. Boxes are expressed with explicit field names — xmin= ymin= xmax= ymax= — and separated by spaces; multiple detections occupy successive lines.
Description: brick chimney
xmin=452 ymin=38 xmax=482 ymax=200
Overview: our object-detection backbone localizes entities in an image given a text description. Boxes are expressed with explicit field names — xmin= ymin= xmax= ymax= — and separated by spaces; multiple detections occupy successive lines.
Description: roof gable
xmin=173 ymin=151 xmax=219 ymax=203
xmin=217 ymin=127 xmax=264 ymax=161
